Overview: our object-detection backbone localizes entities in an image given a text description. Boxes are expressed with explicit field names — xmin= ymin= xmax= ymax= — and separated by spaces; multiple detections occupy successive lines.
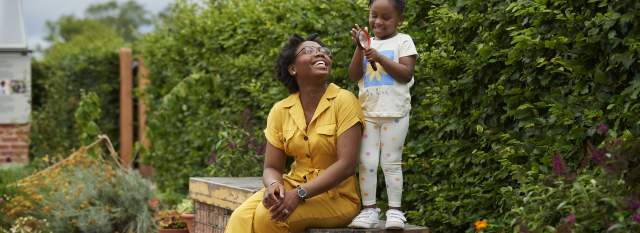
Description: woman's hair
xmin=369 ymin=0 xmax=405 ymax=15
xmin=275 ymin=33 xmax=326 ymax=93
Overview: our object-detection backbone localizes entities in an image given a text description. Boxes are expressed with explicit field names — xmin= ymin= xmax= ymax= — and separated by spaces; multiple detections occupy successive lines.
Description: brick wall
xmin=0 ymin=124 xmax=30 ymax=164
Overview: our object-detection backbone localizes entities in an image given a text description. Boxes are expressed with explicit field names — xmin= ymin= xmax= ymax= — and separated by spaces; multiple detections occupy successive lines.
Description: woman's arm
xmin=299 ymin=123 xmax=362 ymax=197
xmin=270 ymin=123 xmax=363 ymax=221
xmin=262 ymin=142 xmax=287 ymax=208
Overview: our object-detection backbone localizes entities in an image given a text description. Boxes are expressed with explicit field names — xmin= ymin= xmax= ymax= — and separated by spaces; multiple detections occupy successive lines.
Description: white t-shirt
xmin=358 ymin=33 xmax=418 ymax=117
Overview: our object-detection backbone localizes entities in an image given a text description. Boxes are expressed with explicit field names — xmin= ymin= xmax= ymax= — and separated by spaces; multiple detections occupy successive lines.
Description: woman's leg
xmin=380 ymin=114 xmax=409 ymax=208
xmin=225 ymin=189 xmax=265 ymax=233
xmin=358 ymin=117 xmax=381 ymax=206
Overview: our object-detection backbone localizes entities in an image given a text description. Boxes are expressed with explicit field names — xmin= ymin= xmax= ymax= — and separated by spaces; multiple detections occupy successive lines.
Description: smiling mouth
xmin=313 ymin=60 xmax=327 ymax=69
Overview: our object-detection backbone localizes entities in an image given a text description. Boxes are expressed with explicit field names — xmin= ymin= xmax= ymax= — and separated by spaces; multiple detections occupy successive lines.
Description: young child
xmin=347 ymin=0 xmax=418 ymax=230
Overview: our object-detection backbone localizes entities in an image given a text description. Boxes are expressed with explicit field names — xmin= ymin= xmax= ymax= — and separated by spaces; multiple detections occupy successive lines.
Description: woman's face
xmin=291 ymin=41 xmax=332 ymax=80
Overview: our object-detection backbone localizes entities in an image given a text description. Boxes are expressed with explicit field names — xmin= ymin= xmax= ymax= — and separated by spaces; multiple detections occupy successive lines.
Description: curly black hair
xmin=369 ymin=0 xmax=405 ymax=15
xmin=275 ymin=33 xmax=326 ymax=93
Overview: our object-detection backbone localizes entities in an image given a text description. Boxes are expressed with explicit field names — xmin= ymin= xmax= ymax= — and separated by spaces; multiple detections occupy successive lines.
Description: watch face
xmin=297 ymin=186 xmax=307 ymax=198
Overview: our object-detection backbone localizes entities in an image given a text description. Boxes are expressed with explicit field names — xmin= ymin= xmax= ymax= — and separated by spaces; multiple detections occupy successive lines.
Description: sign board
xmin=0 ymin=53 xmax=30 ymax=123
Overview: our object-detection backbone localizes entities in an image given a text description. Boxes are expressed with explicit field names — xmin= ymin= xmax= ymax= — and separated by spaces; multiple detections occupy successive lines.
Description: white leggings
xmin=358 ymin=115 xmax=409 ymax=207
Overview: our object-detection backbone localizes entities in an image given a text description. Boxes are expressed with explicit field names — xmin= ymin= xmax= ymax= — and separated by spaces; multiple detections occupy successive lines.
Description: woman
xmin=225 ymin=34 xmax=364 ymax=233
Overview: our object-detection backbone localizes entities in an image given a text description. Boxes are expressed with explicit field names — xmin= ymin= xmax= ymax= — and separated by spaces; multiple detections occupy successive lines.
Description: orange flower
xmin=474 ymin=219 xmax=488 ymax=231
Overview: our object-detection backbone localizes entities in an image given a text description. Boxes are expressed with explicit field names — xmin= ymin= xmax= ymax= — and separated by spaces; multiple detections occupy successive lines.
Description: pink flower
xmin=591 ymin=149 xmax=606 ymax=164
xmin=565 ymin=214 xmax=576 ymax=225
xmin=627 ymin=198 xmax=640 ymax=211
xmin=597 ymin=123 xmax=608 ymax=135
xmin=552 ymin=153 xmax=567 ymax=176
xmin=632 ymin=213 xmax=640 ymax=223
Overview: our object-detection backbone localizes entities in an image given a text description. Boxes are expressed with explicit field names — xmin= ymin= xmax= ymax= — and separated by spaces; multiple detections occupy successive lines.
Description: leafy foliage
xmin=30 ymin=28 xmax=123 ymax=160
xmin=138 ymin=0 xmax=367 ymax=193
xmin=4 ymin=146 xmax=156 ymax=233
xmin=136 ymin=0 xmax=640 ymax=231
xmin=403 ymin=0 xmax=640 ymax=231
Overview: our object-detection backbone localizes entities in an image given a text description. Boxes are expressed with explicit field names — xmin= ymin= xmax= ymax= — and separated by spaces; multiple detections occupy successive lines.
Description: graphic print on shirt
xmin=363 ymin=50 xmax=395 ymax=88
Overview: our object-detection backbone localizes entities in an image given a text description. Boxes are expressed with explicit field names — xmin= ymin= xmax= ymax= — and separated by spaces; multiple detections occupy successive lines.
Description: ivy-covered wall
xmin=139 ymin=0 xmax=640 ymax=231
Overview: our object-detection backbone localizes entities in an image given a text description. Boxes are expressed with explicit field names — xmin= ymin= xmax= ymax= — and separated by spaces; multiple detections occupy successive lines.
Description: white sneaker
xmin=348 ymin=208 xmax=380 ymax=228
xmin=385 ymin=209 xmax=406 ymax=229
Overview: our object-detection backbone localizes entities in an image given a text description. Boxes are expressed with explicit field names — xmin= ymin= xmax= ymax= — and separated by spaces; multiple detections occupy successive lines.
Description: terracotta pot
xmin=158 ymin=229 xmax=189 ymax=233
xmin=181 ymin=213 xmax=195 ymax=233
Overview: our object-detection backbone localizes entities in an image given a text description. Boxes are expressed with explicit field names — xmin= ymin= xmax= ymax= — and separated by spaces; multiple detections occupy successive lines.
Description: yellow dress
xmin=225 ymin=83 xmax=364 ymax=233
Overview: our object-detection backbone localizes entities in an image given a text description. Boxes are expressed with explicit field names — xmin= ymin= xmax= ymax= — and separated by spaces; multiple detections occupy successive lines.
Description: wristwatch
xmin=296 ymin=185 xmax=308 ymax=202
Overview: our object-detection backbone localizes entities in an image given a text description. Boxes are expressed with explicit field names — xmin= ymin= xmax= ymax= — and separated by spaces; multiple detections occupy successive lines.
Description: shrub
xmin=29 ymin=29 xmax=123 ymax=160
xmin=138 ymin=0 xmax=640 ymax=231
xmin=3 ymin=145 xmax=156 ymax=233
xmin=138 ymin=0 xmax=367 ymax=193
xmin=403 ymin=0 xmax=640 ymax=231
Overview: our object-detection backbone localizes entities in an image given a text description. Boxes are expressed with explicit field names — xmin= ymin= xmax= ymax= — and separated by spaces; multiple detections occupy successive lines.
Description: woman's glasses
xmin=295 ymin=46 xmax=332 ymax=57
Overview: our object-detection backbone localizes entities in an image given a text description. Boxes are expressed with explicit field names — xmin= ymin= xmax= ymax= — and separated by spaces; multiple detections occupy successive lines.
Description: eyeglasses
xmin=295 ymin=46 xmax=332 ymax=57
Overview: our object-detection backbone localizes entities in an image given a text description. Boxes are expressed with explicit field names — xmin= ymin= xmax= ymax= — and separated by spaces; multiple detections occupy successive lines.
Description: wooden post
xmin=119 ymin=48 xmax=133 ymax=168
xmin=137 ymin=57 xmax=154 ymax=177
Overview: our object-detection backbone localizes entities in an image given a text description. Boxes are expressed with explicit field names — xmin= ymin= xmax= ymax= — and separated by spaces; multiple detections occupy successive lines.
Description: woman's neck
xmin=298 ymin=83 xmax=327 ymax=122
xmin=299 ymin=83 xmax=327 ymax=105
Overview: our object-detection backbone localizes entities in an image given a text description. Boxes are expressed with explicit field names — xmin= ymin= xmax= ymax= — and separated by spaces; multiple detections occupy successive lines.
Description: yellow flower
xmin=474 ymin=219 xmax=488 ymax=231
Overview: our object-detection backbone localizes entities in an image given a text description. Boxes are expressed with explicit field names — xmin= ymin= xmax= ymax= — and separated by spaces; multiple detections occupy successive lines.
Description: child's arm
xmin=364 ymin=48 xmax=416 ymax=83
xmin=348 ymin=25 xmax=365 ymax=82
xmin=348 ymin=48 xmax=365 ymax=82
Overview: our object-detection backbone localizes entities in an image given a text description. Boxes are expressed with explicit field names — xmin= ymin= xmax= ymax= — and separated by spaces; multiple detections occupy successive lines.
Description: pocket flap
xmin=316 ymin=124 xmax=336 ymax=136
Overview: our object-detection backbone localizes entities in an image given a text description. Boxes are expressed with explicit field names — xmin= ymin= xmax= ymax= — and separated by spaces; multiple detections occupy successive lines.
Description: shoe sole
xmin=385 ymin=223 xmax=404 ymax=229
xmin=348 ymin=222 xmax=378 ymax=228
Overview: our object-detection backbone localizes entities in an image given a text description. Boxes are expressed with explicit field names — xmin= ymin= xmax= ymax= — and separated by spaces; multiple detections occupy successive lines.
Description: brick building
xmin=0 ymin=0 xmax=31 ymax=165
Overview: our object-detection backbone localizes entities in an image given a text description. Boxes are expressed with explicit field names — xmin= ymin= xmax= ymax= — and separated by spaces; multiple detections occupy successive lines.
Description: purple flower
xmin=627 ymin=198 xmax=640 ymax=211
xmin=207 ymin=146 xmax=217 ymax=165
xmin=591 ymin=149 xmax=606 ymax=164
xmin=597 ymin=123 xmax=608 ymax=135
xmin=552 ymin=153 xmax=567 ymax=176
xmin=632 ymin=213 xmax=640 ymax=223
xmin=565 ymin=214 xmax=576 ymax=225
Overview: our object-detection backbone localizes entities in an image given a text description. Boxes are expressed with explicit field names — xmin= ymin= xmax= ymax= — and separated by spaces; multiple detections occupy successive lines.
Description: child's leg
xmin=359 ymin=117 xmax=382 ymax=206
xmin=380 ymin=114 xmax=409 ymax=208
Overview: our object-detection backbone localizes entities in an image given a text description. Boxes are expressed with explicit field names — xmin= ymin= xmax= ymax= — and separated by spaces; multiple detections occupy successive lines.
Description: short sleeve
xmin=335 ymin=90 xmax=365 ymax=137
xmin=264 ymin=104 xmax=284 ymax=150
xmin=398 ymin=35 xmax=418 ymax=58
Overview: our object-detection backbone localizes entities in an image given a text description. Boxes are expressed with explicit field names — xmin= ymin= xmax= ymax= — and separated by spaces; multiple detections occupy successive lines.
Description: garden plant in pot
xmin=177 ymin=198 xmax=194 ymax=233
xmin=156 ymin=210 xmax=188 ymax=233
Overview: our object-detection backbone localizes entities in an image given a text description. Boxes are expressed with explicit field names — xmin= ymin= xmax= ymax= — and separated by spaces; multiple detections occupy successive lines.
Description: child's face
xmin=368 ymin=0 xmax=403 ymax=40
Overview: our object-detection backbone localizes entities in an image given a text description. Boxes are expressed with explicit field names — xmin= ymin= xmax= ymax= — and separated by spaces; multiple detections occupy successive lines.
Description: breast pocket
xmin=316 ymin=124 xmax=336 ymax=137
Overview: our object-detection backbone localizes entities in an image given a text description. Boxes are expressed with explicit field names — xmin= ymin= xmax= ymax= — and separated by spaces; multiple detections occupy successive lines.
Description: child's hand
xmin=364 ymin=48 xmax=382 ymax=62
xmin=350 ymin=24 xmax=369 ymax=50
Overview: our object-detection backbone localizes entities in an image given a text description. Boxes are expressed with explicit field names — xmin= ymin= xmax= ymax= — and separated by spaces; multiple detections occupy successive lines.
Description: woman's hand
xmin=268 ymin=189 xmax=301 ymax=222
xmin=262 ymin=181 xmax=284 ymax=209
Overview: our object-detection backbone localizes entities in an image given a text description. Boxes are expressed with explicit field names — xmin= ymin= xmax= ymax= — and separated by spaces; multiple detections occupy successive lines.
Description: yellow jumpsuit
xmin=225 ymin=83 xmax=364 ymax=233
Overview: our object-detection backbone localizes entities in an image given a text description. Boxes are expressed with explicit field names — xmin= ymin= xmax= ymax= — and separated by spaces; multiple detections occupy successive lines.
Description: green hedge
xmin=139 ymin=0 xmax=640 ymax=231
xmin=404 ymin=0 xmax=640 ymax=231
xmin=30 ymin=28 xmax=124 ymax=160
xmin=138 ymin=0 xmax=367 ymax=193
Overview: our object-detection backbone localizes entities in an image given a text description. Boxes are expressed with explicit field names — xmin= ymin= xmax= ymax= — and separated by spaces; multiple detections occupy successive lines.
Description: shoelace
xmin=386 ymin=211 xmax=406 ymax=221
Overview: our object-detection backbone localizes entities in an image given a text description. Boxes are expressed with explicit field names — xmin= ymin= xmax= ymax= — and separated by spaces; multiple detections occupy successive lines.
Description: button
xmin=303 ymin=136 xmax=308 ymax=141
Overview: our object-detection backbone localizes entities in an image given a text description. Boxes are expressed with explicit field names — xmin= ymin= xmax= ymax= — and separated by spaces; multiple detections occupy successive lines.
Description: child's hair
xmin=368 ymin=0 xmax=405 ymax=15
